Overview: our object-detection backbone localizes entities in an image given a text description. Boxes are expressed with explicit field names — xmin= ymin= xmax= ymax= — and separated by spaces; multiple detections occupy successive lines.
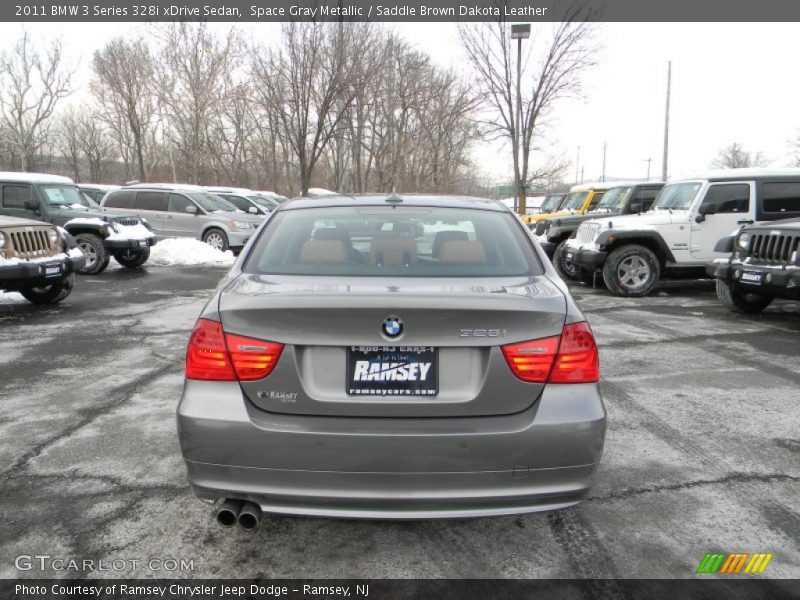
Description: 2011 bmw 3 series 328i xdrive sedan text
xmin=176 ymin=194 xmax=605 ymax=527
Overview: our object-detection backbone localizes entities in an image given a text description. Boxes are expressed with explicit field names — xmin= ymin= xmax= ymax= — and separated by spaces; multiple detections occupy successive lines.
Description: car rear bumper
xmin=176 ymin=380 xmax=606 ymax=519
xmin=0 ymin=255 xmax=85 ymax=290
xmin=710 ymin=261 xmax=800 ymax=298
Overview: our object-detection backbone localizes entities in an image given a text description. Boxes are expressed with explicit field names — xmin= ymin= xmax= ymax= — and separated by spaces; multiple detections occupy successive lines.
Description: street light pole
xmin=511 ymin=23 xmax=530 ymax=215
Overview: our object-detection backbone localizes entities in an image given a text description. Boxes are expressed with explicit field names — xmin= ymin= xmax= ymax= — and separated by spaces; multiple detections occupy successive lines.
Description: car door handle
xmin=737 ymin=219 xmax=754 ymax=225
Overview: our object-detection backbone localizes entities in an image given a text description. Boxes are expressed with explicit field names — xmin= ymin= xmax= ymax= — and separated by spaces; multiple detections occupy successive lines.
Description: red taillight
xmin=185 ymin=318 xmax=283 ymax=381
xmin=549 ymin=321 xmax=599 ymax=383
xmin=501 ymin=336 xmax=560 ymax=383
xmin=501 ymin=321 xmax=599 ymax=384
xmin=225 ymin=332 xmax=283 ymax=381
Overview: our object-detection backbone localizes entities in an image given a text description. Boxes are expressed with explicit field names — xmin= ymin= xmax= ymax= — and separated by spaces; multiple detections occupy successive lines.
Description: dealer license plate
xmin=44 ymin=265 xmax=61 ymax=278
xmin=741 ymin=271 xmax=762 ymax=284
xmin=347 ymin=346 xmax=438 ymax=396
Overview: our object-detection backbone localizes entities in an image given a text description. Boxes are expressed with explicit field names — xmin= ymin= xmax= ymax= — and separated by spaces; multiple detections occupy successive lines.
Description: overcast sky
xmin=1 ymin=21 xmax=798 ymax=186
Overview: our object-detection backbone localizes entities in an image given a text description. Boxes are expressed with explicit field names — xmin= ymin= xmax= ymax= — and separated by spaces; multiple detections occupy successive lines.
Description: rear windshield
xmin=244 ymin=206 xmax=541 ymax=277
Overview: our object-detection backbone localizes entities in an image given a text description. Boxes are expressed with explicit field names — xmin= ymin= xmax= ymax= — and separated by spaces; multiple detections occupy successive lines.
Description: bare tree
xmin=252 ymin=22 xmax=380 ymax=195
xmin=711 ymin=142 xmax=766 ymax=169
xmin=0 ymin=32 xmax=73 ymax=171
xmin=93 ymin=38 xmax=158 ymax=182
xmin=460 ymin=7 xmax=596 ymax=211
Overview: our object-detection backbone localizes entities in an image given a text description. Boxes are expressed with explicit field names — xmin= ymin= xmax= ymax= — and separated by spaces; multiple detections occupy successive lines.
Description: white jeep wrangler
xmin=563 ymin=169 xmax=800 ymax=296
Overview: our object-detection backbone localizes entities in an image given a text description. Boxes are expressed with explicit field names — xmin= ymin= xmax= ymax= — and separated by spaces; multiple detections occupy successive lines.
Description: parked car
xmin=0 ymin=215 xmax=86 ymax=304
xmin=177 ymin=193 xmax=605 ymax=526
xmin=0 ymin=173 xmax=157 ymax=275
xmin=563 ymin=169 xmax=800 ymax=296
xmin=534 ymin=182 xmax=664 ymax=280
xmin=102 ymin=183 xmax=265 ymax=252
xmin=708 ymin=217 xmax=800 ymax=313
xmin=78 ymin=184 xmax=120 ymax=205
xmin=204 ymin=187 xmax=277 ymax=216
xmin=257 ymin=191 xmax=289 ymax=204
xmin=521 ymin=182 xmax=619 ymax=226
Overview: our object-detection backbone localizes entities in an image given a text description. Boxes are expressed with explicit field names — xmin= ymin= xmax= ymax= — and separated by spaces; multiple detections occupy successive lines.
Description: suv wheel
xmin=203 ymin=228 xmax=229 ymax=252
xmin=20 ymin=273 xmax=75 ymax=305
xmin=603 ymin=244 xmax=660 ymax=297
xmin=74 ymin=233 xmax=109 ymax=275
xmin=114 ymin=247 xmax=150 ymax=269
xmin=553 ymin=240 xmax=579 ymax=281
xmin=716 ymin=278 xmax=773 ymax=314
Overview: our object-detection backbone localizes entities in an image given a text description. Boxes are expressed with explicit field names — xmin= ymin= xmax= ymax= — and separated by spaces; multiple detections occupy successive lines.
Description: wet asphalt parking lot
xmin=0 ymin=264 xmax=798 ymax=582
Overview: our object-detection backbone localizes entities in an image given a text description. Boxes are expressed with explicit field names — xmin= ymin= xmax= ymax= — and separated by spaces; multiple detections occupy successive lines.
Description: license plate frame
xmin=347 ymin=346 xmax=438 ymax=397
xmin=138 ymin=240 xmax=148 ymax=247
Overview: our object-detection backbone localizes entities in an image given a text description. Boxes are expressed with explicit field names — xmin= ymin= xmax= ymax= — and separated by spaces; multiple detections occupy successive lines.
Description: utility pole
xmin=511 ymin=24 xmax=530 ymax=215
xmin=662 ymin=61 xmax=671 ymax=181
xmin=601 ymin=142 xmax=607 ymax=181
xmin=575 ymin=145 xmax=581 ymax=183
xmin=644 ymin=158 xmax=652 ymax=181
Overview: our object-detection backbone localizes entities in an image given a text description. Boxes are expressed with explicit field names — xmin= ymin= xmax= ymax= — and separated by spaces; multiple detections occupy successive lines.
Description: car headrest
xmin=313 ymin=227 xmax=352 ymax=250
xmin=432 ymin=230 xmax=469 ymax=258
xmin=370 ymin=236 xmax=418 ymax=267
xmin=438 ymin=240 xmax=487 ymax=265
xmin=299 ymin=240 xmax=348 ymax=265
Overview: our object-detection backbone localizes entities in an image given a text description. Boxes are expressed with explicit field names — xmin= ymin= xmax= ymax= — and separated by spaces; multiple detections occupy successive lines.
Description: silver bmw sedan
xmin=176 ymin=194 xmax=605 ymax=527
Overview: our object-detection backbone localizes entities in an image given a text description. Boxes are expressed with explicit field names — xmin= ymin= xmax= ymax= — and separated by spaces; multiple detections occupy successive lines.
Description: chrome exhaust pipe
xmin=216 ymin=499 xmax=243 ymax=528
xmin=237 ymin=501 xmax=262 ymax=530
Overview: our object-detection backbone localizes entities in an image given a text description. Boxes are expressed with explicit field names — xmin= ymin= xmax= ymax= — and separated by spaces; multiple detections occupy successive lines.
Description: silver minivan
xmin=101 ymin=184 xmax=264 ymax=252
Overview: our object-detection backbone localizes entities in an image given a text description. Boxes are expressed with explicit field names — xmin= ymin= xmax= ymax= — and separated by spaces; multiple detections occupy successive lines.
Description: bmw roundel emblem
xmin=382 ymin=316 xmax=403 ymax=338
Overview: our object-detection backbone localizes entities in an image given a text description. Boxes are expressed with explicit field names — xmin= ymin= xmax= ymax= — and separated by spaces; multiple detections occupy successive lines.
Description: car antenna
xmin=385 ymin=188 xmax=403 ymax=204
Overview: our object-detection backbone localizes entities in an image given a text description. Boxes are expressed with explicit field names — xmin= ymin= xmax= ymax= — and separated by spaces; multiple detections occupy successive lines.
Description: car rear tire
xmin=715 ymin=278 xmax=773 ymax=314
xmin=553 ymin=240 xmax=580 ymax=281
xmin=74 ymin=233 xmax=109 ymax=275
xmin=603 ymin=244 xmax=660 ymax=297
xmin=203 ymin=228 xmax=229 ymax=252
xmin=114 ymin=247 xmax=150 ymax=268
xmin=20 ymin=273 xmax=75 ymax=305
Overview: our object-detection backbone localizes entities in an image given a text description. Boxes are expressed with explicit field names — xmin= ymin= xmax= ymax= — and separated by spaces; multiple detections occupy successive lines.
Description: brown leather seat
xmin=370 ymin=236 xmax=418 ymax=267
xmin=438 ymin=240 xmax=487 ymax=265
xmin=432 ymin=230 xmax=469 ymax=258
xmin=298 ymin=240 xmax=348 ymax=265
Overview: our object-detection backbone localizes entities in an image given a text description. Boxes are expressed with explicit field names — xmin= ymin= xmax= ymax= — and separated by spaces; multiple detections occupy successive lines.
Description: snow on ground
xmin=147 ymin=238 xmax=235 ymax=267
xmin=0 ymin=291 xmax=24 ymax=304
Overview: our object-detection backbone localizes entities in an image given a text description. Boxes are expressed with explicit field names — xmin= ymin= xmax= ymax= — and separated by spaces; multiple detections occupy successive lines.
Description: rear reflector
xmin=502 ymin=321 xmax=599 ymax=384
xmin=185 ymin=318 xmax=284 ymax=381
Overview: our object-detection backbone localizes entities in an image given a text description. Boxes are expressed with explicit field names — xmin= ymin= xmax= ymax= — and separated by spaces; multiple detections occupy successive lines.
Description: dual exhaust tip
xmin=216 ymin=499 xmax=261 ymax=530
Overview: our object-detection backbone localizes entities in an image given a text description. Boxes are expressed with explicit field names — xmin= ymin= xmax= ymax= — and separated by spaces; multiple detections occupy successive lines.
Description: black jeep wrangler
xmin=0 ymin=216 xmax=86 ymax=304
xmin=532 ymin=182 xmax=664 ymax=280
xmin=709 ymin=218 xmax=800 ymax=313
xmin=0 ymin=173 xmax=157 ymax=275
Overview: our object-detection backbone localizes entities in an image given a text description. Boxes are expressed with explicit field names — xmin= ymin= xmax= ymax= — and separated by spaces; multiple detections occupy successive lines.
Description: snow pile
xmin=0 ymin=291 xmax=24 ymax=304
xmin=147 ymin=238 xmax=235 ymax=267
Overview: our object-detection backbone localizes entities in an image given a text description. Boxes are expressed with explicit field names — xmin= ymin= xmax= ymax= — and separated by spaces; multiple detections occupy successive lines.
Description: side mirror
xmin=695 ymin=204 xmax=715 ymax=223
xmin=248 ymin=206 xmax=258 ymax=214
xmin=185 ymin=205 xmax=198 ymax=215
xmin=24 ymin=199 xmax=39 ymax=211
xmin=628 ymin=202 xmax=642 ymax=214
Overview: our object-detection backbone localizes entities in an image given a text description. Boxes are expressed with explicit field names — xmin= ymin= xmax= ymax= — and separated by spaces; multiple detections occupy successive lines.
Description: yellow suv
xmin=521 ymin=182 xmax=620 ymax=226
